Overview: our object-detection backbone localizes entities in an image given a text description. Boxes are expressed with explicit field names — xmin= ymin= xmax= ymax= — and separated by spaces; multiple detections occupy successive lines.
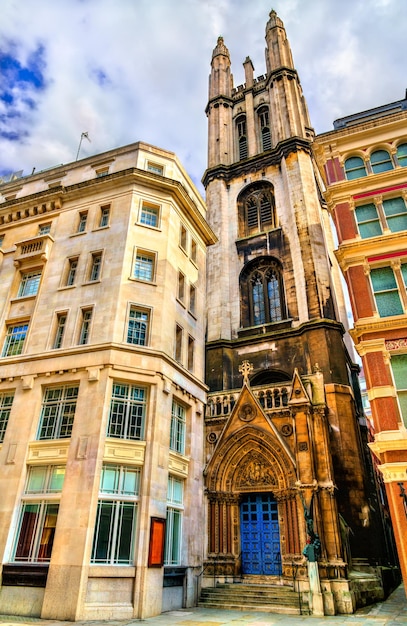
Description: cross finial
xmin=239 ymin=360 xmax=253 ymax=385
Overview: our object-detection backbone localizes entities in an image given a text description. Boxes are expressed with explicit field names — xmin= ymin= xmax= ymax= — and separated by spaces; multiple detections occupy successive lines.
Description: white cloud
xmin=0 ymin=0 xmax=405 ymax=192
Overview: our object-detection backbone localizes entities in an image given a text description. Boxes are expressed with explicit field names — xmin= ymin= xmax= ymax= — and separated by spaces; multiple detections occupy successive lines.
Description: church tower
xmin=202 ymin=11 xmax=393 ymax=614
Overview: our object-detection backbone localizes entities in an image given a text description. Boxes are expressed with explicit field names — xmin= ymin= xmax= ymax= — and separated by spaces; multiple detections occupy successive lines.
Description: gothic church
xmin=202 ymin=10 xmax=396 ymax=613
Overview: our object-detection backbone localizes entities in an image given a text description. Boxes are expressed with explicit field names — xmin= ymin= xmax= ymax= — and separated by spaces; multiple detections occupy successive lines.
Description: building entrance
xmin=240 ymin=493 xmax=282 ymax=575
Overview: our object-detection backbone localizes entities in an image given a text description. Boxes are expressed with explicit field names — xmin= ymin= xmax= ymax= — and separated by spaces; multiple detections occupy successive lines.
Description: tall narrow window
xmin=370 ymin=149 xmax=393 ymax=174
xmin=134 ymin=250 xmax=155 ymax=282
xmin=99 ymin=205 xmax=110 ymax=227
xmin=164 ymin=476 xmax=183 ymax=566
xmin=258 ymin=106 xmax=271 ymax=151
xmin=391 ymin=355 xmax=407 ymax=427
xmin=89 ymin=252 xmax=102 ymax=281
xmin=189 ymin=284 xmax=196 ymax=316
xmin=236 ymin=115 xmax=247 ymax=160
xmin=187 ymin=336 xmax=194 ymax=372
xmin=177 ymin=271 xmax=185 ymax=303
xmin=140 ymin=202 xmax=160 ymax=228
xmin=66 ymin=257 xmax=78 ymax=286
xmin=53 ymin=313 xmax=67 ymax=349
xmin=0 ymin=391 xmax=14 ymax=443
xmin=240 ymin=258 xmax=285 ymax=328
xmin=2 ymin=323 xmax=28 ymax=356
xmin=91 ymin=464 xmax=140 ymax=565
xmin=238 ymin=184 xmax=276 ymax=237
xmin=37 ymin=385 xmax=79 ymax=440
xmin=77 ymin=211 xmax=88 ymax=233
xmin=78 ymin=308 xmax=92 ymax=345
xmin=107 ymin=383 xmax=146 ymax=441
xmin=175 ymin=324 xmax=183 ymax=363
xmin=382 ymin=197 xmax=407 ymax=233
xmin=355 ymin=203 xmax=382 ymax=238
xmin=180 ymin=224 xmax=187 ymax=251
xmin=18 ymin=271 xmax=41 ymax=297
xmin=344 ymin=156 xmax=367 ymax=180
xmin=370 ymin=267 xmax=404 ymax=317
xmin=12 ymin=466 xmax=64 ymax=563
xmin=170 ymin=400 xmax=186 ymax=454
xmin=190 ymin=238 xmax=197 ymax=263
xmin=396 ymin=143 xmax=407 ymax=167
xmin=127 ymin=307 xmax=149 ymax=346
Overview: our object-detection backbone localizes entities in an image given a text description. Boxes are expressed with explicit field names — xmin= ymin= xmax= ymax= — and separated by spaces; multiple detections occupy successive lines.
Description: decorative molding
xmin=168 ymin=450 xmax=190 ymax=478
xmin=27 ymin=440 xmax=70 ymax=464
xmin=377 ymin=462 xmax=407 ymax=483
xmin=386 ymin=338 xmax=407 ymax=351
xmin=104 ymin=438 xmax=146 ymax=466
xmin=367 ymin=386 xmax=397 ymax=401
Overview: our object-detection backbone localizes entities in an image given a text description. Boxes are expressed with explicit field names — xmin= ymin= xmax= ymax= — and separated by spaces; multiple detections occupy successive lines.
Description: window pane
xmin=371 ymin=267 xmax=403 ymax=317
xmin=122 ymin=467 xmax=140 ymax=495
xmin=92 ymin=501 xmax=114 ymax=562
xmin=116 ymin=502 xmax=136 ymax=563
xmin=140 ymin=205 xmax=158 ymax=227
xmin=0 ymin=392 xmax=14 ymax=442
xmin=2 ymin=324 xmax=28 ymax=356
xmin=252 ymin=276 xmax=266 ymax=325
xmin=127 ymin=309 xmax=149 ymax=346
xmin=14 ymin=504 xmax=40 ymax=561
xmin=26 ymin=467 xmax=47 ymax=493
xmin=371 ymin=150 xmax=393 ymax=173
xmin=100 ymin=465 xmax=119 ymax=493
xmin=383 ymin=198 xmax=407 ymax=233
xmin=49 ymin=467 xmax=65 ymax=492
xmin=267 ymin=273 xmax=282 ymax=321
xmin=344 ymin=156 xmax=366 ymax=180
xmin=355 ymin=204 xmax=382 ymax=238
xmin=134 ymin=254 xmax=154 ymax=281
xmin=37 ymin=504 xmax=58 ymax=562
xmin=397 ymin=143 xmax=407 ymax=167
xmin=391 ymin=355 xmax=407 ymax=427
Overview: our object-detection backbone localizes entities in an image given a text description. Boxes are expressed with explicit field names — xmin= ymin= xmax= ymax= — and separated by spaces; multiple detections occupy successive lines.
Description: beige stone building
xmin=0 ymin=142 xmax=215 ymax=620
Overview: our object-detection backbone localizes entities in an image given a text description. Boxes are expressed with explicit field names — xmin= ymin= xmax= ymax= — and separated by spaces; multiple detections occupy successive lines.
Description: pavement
xmin=0 ymin=584 xmax=405 ymax=626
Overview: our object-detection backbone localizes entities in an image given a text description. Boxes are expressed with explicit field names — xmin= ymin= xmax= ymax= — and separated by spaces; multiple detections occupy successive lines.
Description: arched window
xmin=240 ymin=257 xmax=286 ymax=328
xmin=258 ymin=106 xmax=271 ymax=151
xmin=344 ymin=156 xmax=367 ymax=180
xmin=370 ymin=149 xmax=393 ymax=173
xmin=238 ymin=184 xmax=276 ymax=237
xmin=236 ymin=115 xmax=247 ymax=160
xmin=396 ymin=143 xmax=407 ymax=167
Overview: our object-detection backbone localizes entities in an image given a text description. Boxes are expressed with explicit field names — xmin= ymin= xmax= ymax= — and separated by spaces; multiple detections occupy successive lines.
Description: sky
xmin=0 ymin=0 xmax=406 ymax=194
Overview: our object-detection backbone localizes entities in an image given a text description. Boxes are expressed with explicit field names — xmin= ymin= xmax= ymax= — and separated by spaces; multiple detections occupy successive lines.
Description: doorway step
xmin=199 ymin=582 xmax=310 ymax=615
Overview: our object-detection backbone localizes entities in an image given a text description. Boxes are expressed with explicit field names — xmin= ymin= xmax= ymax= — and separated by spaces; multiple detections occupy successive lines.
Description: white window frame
xmin=164 ymin=476 xmax=184 ymax=566
xmin=127 ymin=305 xmax=150 ymax=346
xmin=139 ymin=201 xmax=160 ymax=229
xmin=170 ymin=399 xmax=186 ymax=454
xmin=37 ymin=385 xmax=79 ymax=440
xmin=2 ymin=322 xmax=29 ymax=357
xmin=107 ymin=382 xmax=146 ymax=441
xmin=133 ymin=249 xmax=156 ymax=283
xmin=0 ymin=391 xmax=14 ymax=442
xmin=18 ymin=271 xmax=42 ymax=298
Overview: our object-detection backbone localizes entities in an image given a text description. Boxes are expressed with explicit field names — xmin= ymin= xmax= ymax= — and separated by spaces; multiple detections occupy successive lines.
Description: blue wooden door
xmin=240 ymin=494 xmax=282 ymax=575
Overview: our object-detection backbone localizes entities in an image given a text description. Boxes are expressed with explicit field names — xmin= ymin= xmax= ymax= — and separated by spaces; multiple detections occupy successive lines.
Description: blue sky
xmin=0 ymin=0 xmax=406 ymax=192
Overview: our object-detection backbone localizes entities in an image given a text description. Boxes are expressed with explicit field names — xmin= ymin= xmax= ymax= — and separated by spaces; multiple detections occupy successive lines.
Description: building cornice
xmin=202 ymin=137 xmax=312 ymax=188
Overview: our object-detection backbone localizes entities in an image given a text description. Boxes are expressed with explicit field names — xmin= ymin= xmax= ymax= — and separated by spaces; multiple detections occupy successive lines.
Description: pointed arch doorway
xmin=240 ymin=492 xmax=282 ymax=575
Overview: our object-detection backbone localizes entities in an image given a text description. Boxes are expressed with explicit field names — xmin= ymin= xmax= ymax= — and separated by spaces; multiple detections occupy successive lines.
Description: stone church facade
xmin=202 ymin=11 xmax=397 ymax=614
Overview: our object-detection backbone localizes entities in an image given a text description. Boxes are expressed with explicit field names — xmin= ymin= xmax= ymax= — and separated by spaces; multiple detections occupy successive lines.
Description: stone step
xmin=199 ymin=583 xmax=310 ymax=615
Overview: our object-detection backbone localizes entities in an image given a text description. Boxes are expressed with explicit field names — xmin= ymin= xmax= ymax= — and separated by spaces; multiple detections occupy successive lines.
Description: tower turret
xmin=206 ymin=37 xmax=234 ymax=168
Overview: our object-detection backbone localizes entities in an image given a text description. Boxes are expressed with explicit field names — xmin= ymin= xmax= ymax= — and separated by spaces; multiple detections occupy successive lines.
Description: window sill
xmin=136 ymin=222 xmax=161 ymax=232
xmin=58 ymin=284 xmax=76 ymax=291
xmin=82 ymin=279 xmax=101 ymax=286
xmin=176 ymin=297 xmax=186 ymax=308
xmin=89 ymin=565 xmax=136 ymax=577
xmin=70 ymin=231 xmax=87 ymax=237
xmin=10 ymin=295 xmax=37 ymax=303
xmin=238 ymin=318 xmax=293 ymax=338
xmin=129 ymin=276 xmax=157 ymax=286
xmin=92 ymin=225 xmax=110 ymax=232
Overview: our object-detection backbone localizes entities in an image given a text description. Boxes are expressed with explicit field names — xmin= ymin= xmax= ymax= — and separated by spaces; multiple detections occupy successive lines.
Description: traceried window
xmin=37 ymin=385 xmax=79 ymax=440
xmin=396 ymin=143 xmax=407 ymax=167
xmin=370 ymin=149 xmax=393 ymax=174
xmin=344 ymin=156 xmax=367 ymax=180
xmin=391 ymin=355 xmax=407 ymax=427
xmin=18 ymin=271 xmax=41 ymax=297
xmin=0 ymin=391 xmax=14 ymax=442
xmin=127 ymin=307 xmax=149 ymax=346
xmin=236 ymin=115 xmax=247 ymax=160
xmin=164 ymin=476 xmax=183 ymax=566
xmin=12 ymin=466 xmax=64 ymax=563
xmin=2 ymin=323 xmax=28 ymax=357
xmin=238 ymin=184 xmax=276 ymax=237
xmin=258 ymin=106 xmax=271 ymax=151
xmin=91 ymin=464 xmax=140 ymax=565
xmin=139 ymin=202 xmax=160 ymax=228
xmin=240 ymin=257 xmax=285 ymax=328
xmin=107 ymin=383 xmax=146 ymax=441
xmin=170 ymin=399 xmax=186 ymax=455
xmin=370 ymin=266 xmax=405 ymax=317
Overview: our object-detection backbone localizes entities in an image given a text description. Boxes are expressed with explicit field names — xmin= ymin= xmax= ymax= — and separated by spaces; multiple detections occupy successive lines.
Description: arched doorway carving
xmin=205 ymin=427 xmax=302 ymax=578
